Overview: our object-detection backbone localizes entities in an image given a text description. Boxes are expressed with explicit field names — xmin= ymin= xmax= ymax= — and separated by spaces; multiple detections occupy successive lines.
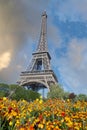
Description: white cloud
xmin=0 ymin=52 xmax=11 ymax=70
xmin=55 ymin=0 xmax=87 ymax=22
xmin=16 ymin=65 xmax=23 ymax=69
xmin=53 ymin=38 xmax=87 ymax=94
xmin=67 ymin=39 xmax=87 ymax=69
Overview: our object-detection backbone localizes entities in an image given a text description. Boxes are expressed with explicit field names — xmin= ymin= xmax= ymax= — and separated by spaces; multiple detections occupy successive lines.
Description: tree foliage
xmin=0 ymin=83 xmax=40 ymax=101
xmin=47 ymin=84 xmax=69 ymax=99
xmin=69 ymin=93 xmax=76 ymax=99
xmin=1 ymin=82 xmax=87 ymax=101
xmin=10 ymin=86 xmax=40 ymax=101
xmin=0 ymin=83 xmax=9 ymax=97
xmin=77 ymin=94 xmax=87 ymax=101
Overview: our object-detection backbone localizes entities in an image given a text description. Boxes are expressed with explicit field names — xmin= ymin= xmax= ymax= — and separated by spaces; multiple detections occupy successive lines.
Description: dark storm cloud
xmin=0 ymin=0 xmax=53 ymax=82
xmin=0 ymin=0 xmax=50 ymax=54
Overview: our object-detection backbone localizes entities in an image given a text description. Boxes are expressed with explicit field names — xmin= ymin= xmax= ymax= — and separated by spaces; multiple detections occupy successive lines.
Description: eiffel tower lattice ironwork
xmin=18 ymin=11 xmax=58 ymax=93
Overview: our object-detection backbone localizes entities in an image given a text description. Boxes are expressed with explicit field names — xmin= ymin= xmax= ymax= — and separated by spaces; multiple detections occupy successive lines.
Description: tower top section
xmin=36 ymin=11 xmax=48 ymax=53
xmin=42 ymin=11 xmax=47 ymax=17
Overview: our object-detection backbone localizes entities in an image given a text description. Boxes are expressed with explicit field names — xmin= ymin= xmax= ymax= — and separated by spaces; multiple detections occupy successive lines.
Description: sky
xmin=0 ymin=0 xmax=87 ymax=94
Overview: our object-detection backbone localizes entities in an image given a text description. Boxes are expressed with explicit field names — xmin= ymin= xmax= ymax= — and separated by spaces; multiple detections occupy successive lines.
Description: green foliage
xmin=11 ymin=86 xmax=40 ymax=101
xmin=47 ymin=84 xmax=68 ymax=99
xmin=9 ymin=85 xmax=40 ymax=101
xmin=0 ymin=117 xmax=9 ymax=130
xmin=69 ymin=93 xmax=76 ymax=99
xmin=26 ymin=90 xmax=41 ymax=101
xmin=1 ymin=82 xmax=87 ymax=102
xmin=0 ymin=91 xmax=6 ymax=98
xmin=0 ymin=83 xmax=40 ymax=101
xmin=0 ymin=83 xmax=9 ymax=89
xmin=10 ymin=86 xmax=27 ymax=101
xmin=0 ymin=83 xmax=9 ymax=97
xmin=9 ymin=84 xmax=19 ymax=90
xmin=77 ymin=94 xmax=87 ymax=101
xmin=63 ymin=92 xmax=70 ymax=100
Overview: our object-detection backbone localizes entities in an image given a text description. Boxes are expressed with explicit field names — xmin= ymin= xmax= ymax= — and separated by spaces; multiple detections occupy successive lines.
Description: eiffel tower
xmin=18 ymin=11 xmax=58 ymax=95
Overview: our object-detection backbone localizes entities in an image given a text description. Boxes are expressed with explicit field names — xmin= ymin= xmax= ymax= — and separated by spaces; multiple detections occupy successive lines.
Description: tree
xmin=77 ymin=94 xmax=87 ymax=101
xmin=9 ymin=85 xmax=41 ymax=101
xmin=63 ymin=91 xmax=70 ymax=100
xmin=0 ymin=83 xmax=41 ymax=101
xmin=69 ymin=93 xmax=76 ymax=99
xmin=47 ymin=84 xmax=66 ymax=99
xmin=0 ymin=83 xmax=9 ymax=97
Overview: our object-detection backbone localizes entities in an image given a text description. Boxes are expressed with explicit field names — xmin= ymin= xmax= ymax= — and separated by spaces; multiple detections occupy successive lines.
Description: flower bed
xmin=0 ymin=97 xmax=87 ymax=130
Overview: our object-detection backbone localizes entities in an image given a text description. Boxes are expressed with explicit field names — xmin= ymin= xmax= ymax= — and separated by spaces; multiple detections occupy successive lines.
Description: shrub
xmin=47 ymin=84 xmax=66 ymax=99
xmin=77 ymin=94 xmax=87 ymax=101
xmin=0 ymin=91 xmax=6 ymax=98
xmin=0 ymin=83 xmax=9 ymax=97
xmin=10 ymin=86 xmax=40 ymax=101
xmin=69 ymin=93 xmax=76 ymax=99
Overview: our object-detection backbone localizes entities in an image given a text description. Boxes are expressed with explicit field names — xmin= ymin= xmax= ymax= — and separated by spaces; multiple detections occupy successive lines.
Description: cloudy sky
xmin=0 ymin=0 xmax=87 ymax=94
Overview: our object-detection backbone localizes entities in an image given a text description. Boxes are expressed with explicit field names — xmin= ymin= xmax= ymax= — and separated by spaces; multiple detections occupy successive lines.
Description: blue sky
xmin=0 ymin=0 xmax=87 ymax=94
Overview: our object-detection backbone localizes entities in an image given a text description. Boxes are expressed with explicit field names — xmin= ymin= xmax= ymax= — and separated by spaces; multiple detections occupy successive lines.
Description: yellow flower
xmin=38 ymin=123 xmax=44 ymax=129
xmin=61 ymin=119 xmax=64 ymax=123
xmin=67 ymin=99 xmax=70 ymax=102
xmin=43 ymin=119 xmax=46 ymax=124
xmin=3 ymin=97 xmax=7 ymax=100
xmin=39 ymin=99 xmax=43 ymax=104
xmin=65 ymin=117 xmax=70 ymax=122
xmin=66 ymin=121 xmax=73 ymax=127
xmin=36 ymin=98 xmax=39 ymax=102
xmin=11 ymin=110 xmax=17 ymax=116
xmin=9 ymin=121 xmax=13 ymax=126
xmin=19 ymin=128 xmax=26 ymax=130
xmin=16 ymin=120 xmax=20 ymax=126
xmin=55 ymin=125 xmax=59 ymax=129
xmin=74 ymin=126 xmax=79 ymax=130
xmin=40 ymin=95 xmax=42 ymax=99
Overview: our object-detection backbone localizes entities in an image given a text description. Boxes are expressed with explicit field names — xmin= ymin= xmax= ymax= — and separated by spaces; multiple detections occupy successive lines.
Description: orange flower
xmin=28 ymin=125 xmax=34 ymax=130
xmin=15 ymin=108 xmax=19 ymax=113
xmin=19 ymin=127 xmax=27 ymax=130
xmin=39 ymin=114 xmax=43 ymax=121
xmin=8 ymin=107 xmax=13 ymax=113
xmin=61 ymin=112 xmax=65 ymax=117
